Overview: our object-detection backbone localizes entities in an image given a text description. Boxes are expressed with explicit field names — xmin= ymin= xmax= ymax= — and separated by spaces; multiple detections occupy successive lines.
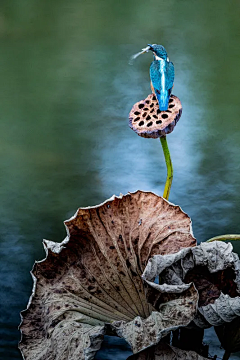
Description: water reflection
xmin=96 ymin=336 xmax=132 ymax=360
xmin=0 ymin=0 xmax=240 ymax=358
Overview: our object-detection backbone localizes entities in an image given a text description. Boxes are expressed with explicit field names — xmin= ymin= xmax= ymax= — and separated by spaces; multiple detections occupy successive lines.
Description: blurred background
xmin=0 ymin=0 xmax=240 ymax=359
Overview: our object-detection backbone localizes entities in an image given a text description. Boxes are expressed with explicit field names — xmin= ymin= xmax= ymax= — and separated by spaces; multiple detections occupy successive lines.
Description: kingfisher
xmin=131 ymin=44 xmax=174 ymax=111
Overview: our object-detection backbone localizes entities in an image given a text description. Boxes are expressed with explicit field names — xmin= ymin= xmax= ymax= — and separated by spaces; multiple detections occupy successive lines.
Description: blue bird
xmin=148 ymin=44 xmax=174 ymax=111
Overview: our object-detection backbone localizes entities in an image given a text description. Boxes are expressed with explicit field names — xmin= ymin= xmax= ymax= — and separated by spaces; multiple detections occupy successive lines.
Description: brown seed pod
xmin=129 ymin=94 xmax=182 ymax=138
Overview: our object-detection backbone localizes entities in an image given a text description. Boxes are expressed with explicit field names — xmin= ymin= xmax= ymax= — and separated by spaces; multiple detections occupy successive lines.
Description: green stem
xmin=160 ymin=136 xmax=173 ymax=200
xmin=207 ymin=234 xmax=240 ymax=242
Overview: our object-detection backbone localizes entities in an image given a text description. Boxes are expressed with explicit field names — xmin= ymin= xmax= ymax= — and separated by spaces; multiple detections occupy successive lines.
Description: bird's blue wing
xmin=150 ymin=60 xmax=161 ymax=91
xmin=166 ymin=61 xmax=174 ymax=90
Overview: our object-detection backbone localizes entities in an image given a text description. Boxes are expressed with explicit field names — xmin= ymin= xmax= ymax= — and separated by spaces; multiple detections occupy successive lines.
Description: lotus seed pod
xmin=129 ymin=94 xmax=182 ymax=138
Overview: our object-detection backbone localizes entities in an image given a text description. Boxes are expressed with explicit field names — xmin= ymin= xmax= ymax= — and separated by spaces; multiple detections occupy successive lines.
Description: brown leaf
xmin=112 ymin=284 xmax=198 ymax=354
xmin=142 ymin=241 xmax=240 ymax=328
xmin=19 ymin=191 xmax=196 ymax=359
xmin=185 ymin=265 xmax=238 ymax=307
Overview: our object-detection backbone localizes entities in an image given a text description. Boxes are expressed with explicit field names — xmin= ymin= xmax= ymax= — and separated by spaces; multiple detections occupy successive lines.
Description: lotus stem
xmin=206 ymin=234 xmax=240 ymax=242
xmin=222 ymin=350 xmax=231 ymax=360
xmin=160 ymin=135 xmax=173 ymax=200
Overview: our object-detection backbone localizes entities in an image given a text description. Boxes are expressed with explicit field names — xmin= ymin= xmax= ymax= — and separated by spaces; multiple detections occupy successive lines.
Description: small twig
xmin=160 ymin=135 xmax=173 ymax=200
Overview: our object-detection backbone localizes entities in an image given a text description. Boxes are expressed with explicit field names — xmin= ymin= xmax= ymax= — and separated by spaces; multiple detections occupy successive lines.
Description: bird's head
xmin=130 ymin=44 xmax=169 ymax=64
xmin=148 ymin=44 xmax=168 ymax=61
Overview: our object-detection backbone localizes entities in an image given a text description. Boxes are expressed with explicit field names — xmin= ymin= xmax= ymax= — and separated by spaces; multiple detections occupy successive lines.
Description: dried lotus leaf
xmin=19 ymin=191 xmax=196 ymax=359
xmin=112 ymin=284 xmax=198 ymax=354
xmin=142 ymin=241 xmax=240 ymax=328
xmin=198 ymin=293 xmax=240 ymax=327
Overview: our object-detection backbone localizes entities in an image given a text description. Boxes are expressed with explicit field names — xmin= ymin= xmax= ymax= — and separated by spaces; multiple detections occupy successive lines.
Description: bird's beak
xmin=148 ymin=44 xmax=156 ymax=51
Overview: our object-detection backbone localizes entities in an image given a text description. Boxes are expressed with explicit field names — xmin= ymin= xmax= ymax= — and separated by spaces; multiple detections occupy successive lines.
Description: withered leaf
xmin=19 ymin=191 xmax=196 ymax=359
xmin=112 ymin=284 xmax=198 ymax=354
xmin=142 ymin=241 xmax=240 ymax=328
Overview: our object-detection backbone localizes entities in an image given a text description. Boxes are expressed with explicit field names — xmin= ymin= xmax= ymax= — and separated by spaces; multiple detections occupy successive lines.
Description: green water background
xmin=1 ymin=0 xmax=240 ymax=358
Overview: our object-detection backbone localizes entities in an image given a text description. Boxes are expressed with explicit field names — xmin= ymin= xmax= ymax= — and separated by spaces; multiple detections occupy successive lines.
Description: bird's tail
xmin=156 ymin=89 xmax=170 ymax=111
